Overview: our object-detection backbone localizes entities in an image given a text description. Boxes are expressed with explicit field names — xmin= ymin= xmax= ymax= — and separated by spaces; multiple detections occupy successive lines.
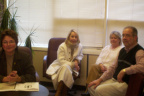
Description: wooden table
xmin=0 ymin=84 xmax=49 ymax=96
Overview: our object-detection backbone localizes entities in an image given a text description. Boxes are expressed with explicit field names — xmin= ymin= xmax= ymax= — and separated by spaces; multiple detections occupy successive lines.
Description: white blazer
xmin=46 ymin=42 xmax=83 ymax=75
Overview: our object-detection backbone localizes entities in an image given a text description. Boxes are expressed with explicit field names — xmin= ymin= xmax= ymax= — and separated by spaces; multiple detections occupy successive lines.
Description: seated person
xmin=46 ymin=29 xmax=83 ymax=96
xmin=88 ymin=26 xmax=144 ymax=96
xmin=81 ymin=31 xmax=122 ymax=96
xmin=0 ymin=29 xmax=36 ymax=83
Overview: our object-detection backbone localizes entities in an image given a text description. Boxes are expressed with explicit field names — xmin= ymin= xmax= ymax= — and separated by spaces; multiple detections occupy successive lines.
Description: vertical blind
xmin=8 ymin=0 xmax=144 ymax=48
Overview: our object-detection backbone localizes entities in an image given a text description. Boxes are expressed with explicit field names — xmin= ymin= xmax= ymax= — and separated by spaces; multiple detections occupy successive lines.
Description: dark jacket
xmin=0 ymin=47 xmax=36 ymax=82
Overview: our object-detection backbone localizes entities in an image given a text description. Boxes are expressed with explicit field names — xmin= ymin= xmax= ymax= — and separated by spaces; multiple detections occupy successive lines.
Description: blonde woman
xmin=46 ymin=29 xmax=83 ymax=96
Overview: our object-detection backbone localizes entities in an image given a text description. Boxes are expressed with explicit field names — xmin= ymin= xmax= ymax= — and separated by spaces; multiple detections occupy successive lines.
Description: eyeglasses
xmin=2 ymin=41 xmax=15 ymax=45
xmin=122 ymin=34 xmax=133 ymax=38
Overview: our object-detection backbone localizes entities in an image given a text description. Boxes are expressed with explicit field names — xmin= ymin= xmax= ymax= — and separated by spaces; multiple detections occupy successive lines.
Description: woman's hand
xmin=2 ymin=77 xmax=9 ymax=83
xmin=2 ymin=71 xmax=18 ymax=83
xmin=9 ymin=71 xmax=17 ymax=77
xmin=88 ymin=78 xmax=103 ymax=89
xmin=6 ymin=71 xmax=21 ymax=83
xmin=74 ymin=60 xmax=80 ymax=71
xmin=7 ymin=74 xmax=21 ymax=83
xmin=2 ymin=75 xmax=21 ymax=83
xmin=99 ymin=64 xmax=107 ymax=72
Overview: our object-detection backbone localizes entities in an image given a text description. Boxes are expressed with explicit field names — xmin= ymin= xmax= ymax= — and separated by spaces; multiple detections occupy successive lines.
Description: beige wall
xmin=32 ymin=48 xmax=100 ymax=86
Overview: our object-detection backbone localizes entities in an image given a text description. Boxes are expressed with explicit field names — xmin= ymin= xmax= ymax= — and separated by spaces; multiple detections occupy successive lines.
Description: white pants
xmin=52 ymin=64 xmax=74 ymax=89
xmin=88 ymin=78 xmax=128 ymax=96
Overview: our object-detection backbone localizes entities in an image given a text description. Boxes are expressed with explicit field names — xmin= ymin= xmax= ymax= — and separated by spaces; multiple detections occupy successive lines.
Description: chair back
xmin=18 ymin=46 xmax=32 ymax=59
xmin=46 ymin=38 xmax=66 ymax=68
xmin=0 ymin=47 xmax=31 ymax=58
xmin=18 ymin=47 xmax=40 ymax=81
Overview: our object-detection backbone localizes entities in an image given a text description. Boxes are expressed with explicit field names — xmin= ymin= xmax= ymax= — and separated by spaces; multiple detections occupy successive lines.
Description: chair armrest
xmin=126 ymin=73 xmax=144 ymax=96
xmin=78 ymin=62 xmax=81 ymax=78
xmin=73 ymin=62 xmax=81 ymax=80
xmin=35 ymin=72 xmax=40 ymax=82
xmin=43 ymin=55 xmax=47 ymax=77
xmin=43 ymin=55 xmax=54 ymax=79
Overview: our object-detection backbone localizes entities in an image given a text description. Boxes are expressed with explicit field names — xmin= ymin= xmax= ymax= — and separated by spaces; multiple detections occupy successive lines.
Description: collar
xmin=125 ymin=43 xmax=138 ymax=53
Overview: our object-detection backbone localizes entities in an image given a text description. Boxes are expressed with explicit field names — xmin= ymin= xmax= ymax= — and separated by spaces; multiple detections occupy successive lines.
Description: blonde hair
xmin=65 ymin=29 xmax=80 ymax=44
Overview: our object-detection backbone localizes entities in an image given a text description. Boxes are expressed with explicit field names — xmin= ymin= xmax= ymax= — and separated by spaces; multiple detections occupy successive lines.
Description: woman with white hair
xmin=46 ymin=29 xmax=83 ymax=96
xmin=81 ymin=31 xmax=122 ymax=96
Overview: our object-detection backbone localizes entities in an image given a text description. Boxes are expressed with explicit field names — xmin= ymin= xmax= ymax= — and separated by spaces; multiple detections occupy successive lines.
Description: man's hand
xmin=117 ymin=69 xmax=126 ymax=83
xmin=88 ymin=78 xmax=103 ymax=89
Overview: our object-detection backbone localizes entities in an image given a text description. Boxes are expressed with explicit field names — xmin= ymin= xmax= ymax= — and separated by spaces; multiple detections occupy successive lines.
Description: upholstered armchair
xmin=126 ymin=73 xmax=144 ymax=96
xmin=43 ymin=38 xmax=81 ymax=95
xmin=43 ymin=38 xmax=66 ymax=79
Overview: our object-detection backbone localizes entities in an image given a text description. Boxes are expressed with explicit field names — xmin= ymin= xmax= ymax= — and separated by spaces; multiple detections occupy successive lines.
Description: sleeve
xmin=0 ymin=52 xmax=5 ymax=82
xmin=125 ymin=49 xmax=144 ymax=75
xmin=0 ymin=62 xmax=4 ymax=82
xmin=57 ymin=43 xmax=74 ymax=68
xmin=96 ymin=45 xmax=109 ymax=65
xmin=74 ymin=44 xmax=84 ymax=63
xmin=0 ymin=76 xmax=4 ymax=83
xmin=100 ymin=59 xmax=118 ymax=81
xmin=18 ymin=53 xmax=36 ymax=83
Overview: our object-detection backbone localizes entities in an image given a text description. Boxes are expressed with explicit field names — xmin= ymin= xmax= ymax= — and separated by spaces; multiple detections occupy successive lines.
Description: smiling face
xmin=2 ymin=36 xmax=16 ymax=55
xmin=122 ymin=28 xmax=137 ymax=49
xmin=110 ymin=34 xmax=120 ymax=48
xmin=69 ymin=32 xmax=78 ymax=44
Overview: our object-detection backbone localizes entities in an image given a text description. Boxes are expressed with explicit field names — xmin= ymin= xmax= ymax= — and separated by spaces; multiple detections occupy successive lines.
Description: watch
xmin=123 ymin=69 xmax=126 ymax=72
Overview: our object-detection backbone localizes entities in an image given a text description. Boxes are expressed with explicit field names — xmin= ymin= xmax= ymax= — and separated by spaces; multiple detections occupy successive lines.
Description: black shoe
xmin=81 ymin=92 xmax=90 ymax=96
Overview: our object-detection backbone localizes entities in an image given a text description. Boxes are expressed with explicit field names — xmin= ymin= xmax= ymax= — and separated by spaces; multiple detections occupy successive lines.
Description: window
xmin=8 ymin=0 xmax=105 ymax=48
xmin=106 ymin=0 xmax=144 ymax=47
xmin=8 ymin=0 xmax=54 ymax=47
xmin=8 ymin=0 xmax=144 ymax=48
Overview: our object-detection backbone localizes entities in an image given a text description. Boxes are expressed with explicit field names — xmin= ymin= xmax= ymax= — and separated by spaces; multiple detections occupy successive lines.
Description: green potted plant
xmin=24 ymin=26 xmax=37 ymax=53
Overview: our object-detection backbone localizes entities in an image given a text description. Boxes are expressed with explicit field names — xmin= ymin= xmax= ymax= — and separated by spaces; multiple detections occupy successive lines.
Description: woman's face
xmin=2 ymin=36 xmax=16 ymax=55
xmin=69 ymin=32 xmax=78 ymax=44
xmin=110 ymin=34 xmax=120 ymax=47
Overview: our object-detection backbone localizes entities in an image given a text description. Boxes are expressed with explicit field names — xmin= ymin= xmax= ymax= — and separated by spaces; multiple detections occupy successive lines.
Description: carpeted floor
xmin=40 ymin=81 xmax=86 ymax=96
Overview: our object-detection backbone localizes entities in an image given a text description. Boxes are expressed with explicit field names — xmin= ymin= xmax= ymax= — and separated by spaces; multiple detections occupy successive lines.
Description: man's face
xmin=122 ymin=28 xmax=137 ymax=48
